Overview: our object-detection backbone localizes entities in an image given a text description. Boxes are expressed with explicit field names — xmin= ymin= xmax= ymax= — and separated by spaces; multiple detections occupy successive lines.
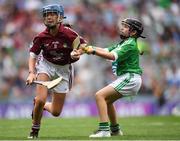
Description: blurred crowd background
xmin=0 ymin=0 xmax=179 ymax=117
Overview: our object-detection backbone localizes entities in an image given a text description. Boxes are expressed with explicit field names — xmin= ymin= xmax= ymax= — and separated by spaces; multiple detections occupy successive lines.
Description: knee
xmin=95 ymin=92 xmax=104 ymax=101
xmin=51 ymin=110 xmax=61 ymax=117
xmin=95 ymin=92 xmax=111 ymax=104
xmin=34 ymin=97 xmax=45 ymax=107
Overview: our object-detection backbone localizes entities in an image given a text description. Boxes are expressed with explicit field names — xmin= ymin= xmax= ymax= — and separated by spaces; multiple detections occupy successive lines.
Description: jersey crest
xmin=52 ymin=41 xmax=59 ymax=49
xmin=116 ymin=44 xmax=122 ymax=50
xmin=63 ymin=43 xmax=67 ymax=48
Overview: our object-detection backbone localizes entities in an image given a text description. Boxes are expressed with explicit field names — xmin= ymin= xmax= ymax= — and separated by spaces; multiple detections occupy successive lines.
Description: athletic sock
xmin=110 ymin=124 xmax=120 ymax=133
xmin=32 ymin=124 xmax=40 ymax=131
xmin=99 ymin=122 xmax=110 ymax=131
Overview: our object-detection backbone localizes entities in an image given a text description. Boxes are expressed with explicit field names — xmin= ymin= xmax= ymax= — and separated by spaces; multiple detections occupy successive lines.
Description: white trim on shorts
xmin=109 ymin=73 xmax=142 ymax=96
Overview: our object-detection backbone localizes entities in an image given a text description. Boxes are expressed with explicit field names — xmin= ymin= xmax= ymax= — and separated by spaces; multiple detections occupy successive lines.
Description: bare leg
xmin=106 ymin=91 xmax=123 ymax=125
xmin=95 ymin=92 xmax=109 ymax=122
xmin=89 ymin=86 xmax=122 ymax=138
xmin=32 ymin=73 xmax=49 ymax=125
xmin=28 ymin=73 xmax=49 ymax=139
xmin=105 ymin=88 xmax=123 ymax=135
xmin=107 ymin=104 xmax=118 ymax=125
xmin=95 ymin=85 xmax=122 ymax=122
xmin=44 ymin=92 xmax=66 ymax=117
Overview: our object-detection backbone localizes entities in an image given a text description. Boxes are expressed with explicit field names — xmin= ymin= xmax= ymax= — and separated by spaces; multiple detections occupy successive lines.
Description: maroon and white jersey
xmin=29 ymin=24 xmax=86 ymax=65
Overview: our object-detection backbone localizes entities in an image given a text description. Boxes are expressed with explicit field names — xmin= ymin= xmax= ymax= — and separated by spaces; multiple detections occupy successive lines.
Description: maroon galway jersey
xmin=30 ymin=24 xmax=86 ymax=65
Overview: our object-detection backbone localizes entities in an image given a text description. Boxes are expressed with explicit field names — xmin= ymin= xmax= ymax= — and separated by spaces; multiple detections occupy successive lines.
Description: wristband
xmin=92 ymin=46 xmax=96 ymax=55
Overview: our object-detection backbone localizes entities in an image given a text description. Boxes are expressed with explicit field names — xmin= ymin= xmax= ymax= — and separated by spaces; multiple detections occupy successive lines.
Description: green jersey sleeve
xmin=105 ymin=44 xmax=118 ymax=52
xmin=110 ymin=38 xmax=138 ymax=62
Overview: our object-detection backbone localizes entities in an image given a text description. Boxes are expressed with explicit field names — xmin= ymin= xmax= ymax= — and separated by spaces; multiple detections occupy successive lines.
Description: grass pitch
xmin=0 ymin=116 xmax=179 ymax=140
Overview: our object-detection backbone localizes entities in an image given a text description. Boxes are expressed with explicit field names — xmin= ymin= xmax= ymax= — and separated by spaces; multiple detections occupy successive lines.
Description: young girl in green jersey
xmin=71 ymin=18 xmax=145 ymax=138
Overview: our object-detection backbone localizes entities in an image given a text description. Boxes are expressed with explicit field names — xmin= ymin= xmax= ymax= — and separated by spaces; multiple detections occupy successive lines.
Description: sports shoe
xmin=111 ymin=129 xmax=123 ymax=136
xmin=27 ymin=128 xmax=39 ymax=139
xmin=89 ymin=130 xmax=111 ymax=138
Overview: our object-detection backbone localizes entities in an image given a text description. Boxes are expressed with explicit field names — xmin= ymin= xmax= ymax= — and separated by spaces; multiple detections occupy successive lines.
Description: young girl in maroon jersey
xmin=26 ymin=4 xmax=86 ymax=139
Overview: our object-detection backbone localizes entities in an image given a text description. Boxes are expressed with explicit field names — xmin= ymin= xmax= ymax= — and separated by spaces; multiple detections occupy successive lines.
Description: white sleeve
xmin=30 ymin=52 xmax=37 ymax=58
xmin=111 ymin=51 xmax=118 ymax=61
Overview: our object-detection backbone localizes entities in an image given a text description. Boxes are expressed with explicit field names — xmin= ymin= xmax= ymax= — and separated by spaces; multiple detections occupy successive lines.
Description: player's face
xmin=43 ymin=12 xmax=60 ymax=28
xmin=117 ymin=22 xmax=131 ymax=39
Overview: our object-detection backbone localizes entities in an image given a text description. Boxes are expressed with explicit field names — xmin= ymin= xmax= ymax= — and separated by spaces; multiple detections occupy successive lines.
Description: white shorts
xmin=109 ymin=73 xmax=142 ymax=96
xmin=36 ymin=56 xmax=74 ymax=93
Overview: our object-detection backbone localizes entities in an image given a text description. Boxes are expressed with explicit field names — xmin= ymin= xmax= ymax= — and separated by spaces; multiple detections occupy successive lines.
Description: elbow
xmin=106 ymin=54 xmax=115 ymax=61
xmin=107 ymin=56 xmax=115 ymax=61
xmin=110 ymin=54 xmax=116 ymax=61
xmin=109 ymin=52 xmax=117 ymax=61
xmin=111 ymin=56 xmax=115 ymax=61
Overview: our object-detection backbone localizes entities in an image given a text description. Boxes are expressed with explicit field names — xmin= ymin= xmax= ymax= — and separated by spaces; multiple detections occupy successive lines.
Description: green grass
xmin=0 ymin=116 xmax=180 ymax=140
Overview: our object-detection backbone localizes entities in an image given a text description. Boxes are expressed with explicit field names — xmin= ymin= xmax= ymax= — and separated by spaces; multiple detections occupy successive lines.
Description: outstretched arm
xmin=83 ymin=46 xmax=115 ymax=61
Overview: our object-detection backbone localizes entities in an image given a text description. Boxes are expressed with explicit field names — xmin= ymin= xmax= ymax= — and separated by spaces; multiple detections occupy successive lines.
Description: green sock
xmin=110 ymin=124 xmax=120 ymax=132
xmin=99 ymin=122 xmax=110 ymax=131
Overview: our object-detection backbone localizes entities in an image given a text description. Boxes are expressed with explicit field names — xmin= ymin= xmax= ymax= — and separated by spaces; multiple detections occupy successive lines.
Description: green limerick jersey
xmin=106 ymin=37 xmax=142 ymax=76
